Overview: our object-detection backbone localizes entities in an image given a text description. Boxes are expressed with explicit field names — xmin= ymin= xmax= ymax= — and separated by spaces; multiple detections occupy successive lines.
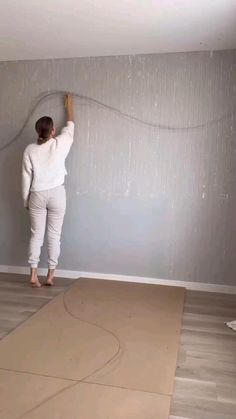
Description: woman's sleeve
xmin=56 ymin=121 xmax=75 ymax=154
xmin=22 ymin=151 xmax=33 ymax=207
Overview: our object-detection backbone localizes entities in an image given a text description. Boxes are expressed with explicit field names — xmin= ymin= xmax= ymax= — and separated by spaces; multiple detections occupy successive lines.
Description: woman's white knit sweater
xmin=22 ymin=121 xmax=74 ymax=207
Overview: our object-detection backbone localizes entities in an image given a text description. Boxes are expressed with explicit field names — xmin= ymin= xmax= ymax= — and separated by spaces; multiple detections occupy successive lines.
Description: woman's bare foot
xmin=30 ymin=268 xmax=41 ymax=288
xmin=44 ymin=269 xmax=55 ymax=286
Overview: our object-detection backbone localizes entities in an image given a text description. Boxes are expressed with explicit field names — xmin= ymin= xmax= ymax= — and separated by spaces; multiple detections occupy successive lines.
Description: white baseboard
xmin=0 ymin=265 xmax=235 ymax=294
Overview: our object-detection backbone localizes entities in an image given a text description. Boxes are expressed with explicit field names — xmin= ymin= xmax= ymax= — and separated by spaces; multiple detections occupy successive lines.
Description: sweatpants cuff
xmin=30 ymin=264 xmax=38 ymax=269
xmin=48 ymin=265 xmax=56 ymax=270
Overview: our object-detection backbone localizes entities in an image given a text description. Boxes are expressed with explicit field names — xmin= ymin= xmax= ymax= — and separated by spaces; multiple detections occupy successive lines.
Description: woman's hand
xmin=65 ymin=93 xmax=73 ymax=108
xmin=65 ymin=94 xmax=74 ymax=121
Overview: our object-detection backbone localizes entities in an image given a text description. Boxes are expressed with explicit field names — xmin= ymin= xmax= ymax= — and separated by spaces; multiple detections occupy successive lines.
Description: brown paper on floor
xmin=0 ymin=279 xmax=185 ymax=419
xmin=0 ymin=370 xmax=73 ymax=419
xmin=17 ymin=382 xmax=171 ymax=419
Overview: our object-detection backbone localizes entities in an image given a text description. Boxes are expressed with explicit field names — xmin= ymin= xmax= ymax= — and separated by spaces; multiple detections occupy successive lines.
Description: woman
xmin=22 ymin=94 xmax=74 ymax=287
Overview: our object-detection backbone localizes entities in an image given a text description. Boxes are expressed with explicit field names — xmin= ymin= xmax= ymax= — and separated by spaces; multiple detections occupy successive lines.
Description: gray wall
xmin=0 ymin=51 xmax=236 ymax=285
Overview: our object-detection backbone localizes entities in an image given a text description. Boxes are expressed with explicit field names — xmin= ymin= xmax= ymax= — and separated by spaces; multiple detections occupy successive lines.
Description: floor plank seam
xmin=0 ymin=366 xmax=172 ymax=397
xmin=0 ymin=367 xmax=78 ymax=382
xmin=82 ymin=379 xmax=172 ymax=397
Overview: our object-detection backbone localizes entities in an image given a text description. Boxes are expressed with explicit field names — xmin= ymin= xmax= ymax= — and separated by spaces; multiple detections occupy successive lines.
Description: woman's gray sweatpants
xmin=28 ymin=185 xmax=66 ymax=269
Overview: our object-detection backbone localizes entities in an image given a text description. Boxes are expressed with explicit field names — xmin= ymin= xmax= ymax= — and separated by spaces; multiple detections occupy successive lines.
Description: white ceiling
xmin=0 ymin=0 xmax=236 ymax=61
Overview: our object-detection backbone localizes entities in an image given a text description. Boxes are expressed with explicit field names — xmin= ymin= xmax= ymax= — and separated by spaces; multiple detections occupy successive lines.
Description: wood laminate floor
xmin=0 ymin=273 xmax=71 ymax=340
xmin=170 ymin=290 xmax=236 ymax=419
xmin=0 ymin=273 xmax=235 ymax=418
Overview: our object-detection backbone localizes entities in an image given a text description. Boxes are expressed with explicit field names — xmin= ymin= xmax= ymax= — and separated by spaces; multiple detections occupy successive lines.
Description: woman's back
xmin=22 ymin=121 xmax=74 ymax=204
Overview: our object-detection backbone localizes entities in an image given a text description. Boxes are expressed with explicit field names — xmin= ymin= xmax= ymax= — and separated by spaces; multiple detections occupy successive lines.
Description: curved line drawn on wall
xmin=0 ymin=89 xmax=235 ymax=152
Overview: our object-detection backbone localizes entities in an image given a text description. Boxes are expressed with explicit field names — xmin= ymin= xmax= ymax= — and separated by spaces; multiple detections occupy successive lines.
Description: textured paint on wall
xmin=0 ymin=51 xmax=236 ymax=284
